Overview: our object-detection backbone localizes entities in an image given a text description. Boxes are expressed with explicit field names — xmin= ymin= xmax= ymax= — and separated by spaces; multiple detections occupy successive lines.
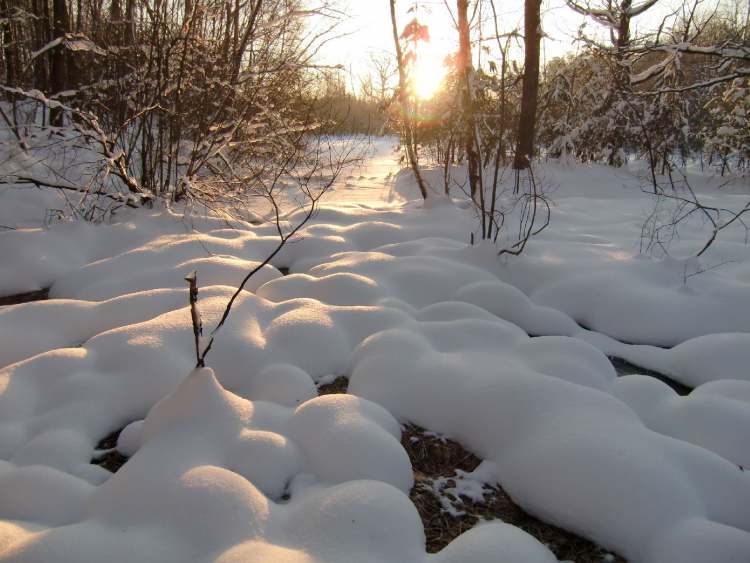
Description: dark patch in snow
xmin=92 ymin=450 xmax=129 ymax=473
xmin=277 ymin=480 xmax=293 ymax=504
xmin=91 ymin=427 xmax=130 ymax=473
xmin=95 ymin=429 xmax=122 ymax=450
xmin=402 ymin=423 xmax=480 ymax=477
xmin=610 ymin=357 xmax=691 ymax=396
xmin=317 ymin=376 xmax=349 ymax=395
xmin=0 ymin=288 xmax=50 ymax=307
xmin=402 ymin=423 xmax=626 ymax=562
xmin=576 ymin=322 xmax=669 ymax=349
xmin=529 ymin=332 xmax=689 ymax=396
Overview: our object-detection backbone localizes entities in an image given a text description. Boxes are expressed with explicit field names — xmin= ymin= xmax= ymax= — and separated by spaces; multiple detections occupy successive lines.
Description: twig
xmin=184 ymin=270 xmax=203 ymax=367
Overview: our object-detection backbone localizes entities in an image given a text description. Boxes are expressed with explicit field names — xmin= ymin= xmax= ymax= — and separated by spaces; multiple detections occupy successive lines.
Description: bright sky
xmin=323 ymin=0 xmax=581 ymax=67
xmin=314 ymin=0 xmax=700 ymax=97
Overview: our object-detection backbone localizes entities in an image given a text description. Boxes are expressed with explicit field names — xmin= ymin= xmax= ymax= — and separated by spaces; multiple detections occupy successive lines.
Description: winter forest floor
xmin=0 ymin=137 xmax=750 ymax=563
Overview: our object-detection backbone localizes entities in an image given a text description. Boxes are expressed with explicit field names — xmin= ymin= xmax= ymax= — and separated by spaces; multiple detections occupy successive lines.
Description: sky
xmin=312 ymin=0 xmax=698 ymax=96
xmin=324 ymin=0 xmax=587 ymax=68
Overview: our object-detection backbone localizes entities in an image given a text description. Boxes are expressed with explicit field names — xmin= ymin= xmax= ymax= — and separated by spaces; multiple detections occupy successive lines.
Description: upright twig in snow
xmin=196 ymin=196 xmax=321 ymax=366
xmin=184 ymin=270 xmax=204 ymax=367
xmin=183 ymin=136 xmax=356 ymax=368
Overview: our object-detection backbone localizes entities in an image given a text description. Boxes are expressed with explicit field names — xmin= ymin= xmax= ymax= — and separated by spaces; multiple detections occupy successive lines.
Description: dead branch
xmin=184 ymin=270 xmax=203 ymax=367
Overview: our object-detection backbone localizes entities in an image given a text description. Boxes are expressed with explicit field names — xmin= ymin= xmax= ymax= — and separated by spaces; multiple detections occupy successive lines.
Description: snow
xmin=0 ymin=137 xmax=749 ymax=562
xmin=240 ymin=363 xmax=317 ymax=407
xmin=0 ymin=289 xmax=207 ymax=367
xmin=614 ymin=375 xmax=750 ymax=467
xmin=668 ymin=333 xmax=750 ymax=386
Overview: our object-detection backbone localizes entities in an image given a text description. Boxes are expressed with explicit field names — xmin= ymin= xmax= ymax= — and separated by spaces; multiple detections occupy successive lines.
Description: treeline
xmin=310 ymin=71 xmax=388 ymax=136
xmin=405 ymin=0 xmax=750 ymax=177
xmin=0 ymin=0 xmax=359 ymax=204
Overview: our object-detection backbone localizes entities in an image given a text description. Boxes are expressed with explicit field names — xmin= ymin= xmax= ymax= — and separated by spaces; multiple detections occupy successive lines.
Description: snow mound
xmin=614 ymin=375 xmax=750 ymax=467
xmin=668 ymin=333 xmax=750 ymax=385
xmin=349 ymin=318 xmax=750 ymax=563
xmin=0 ymin=367 xmax=557 ymax=563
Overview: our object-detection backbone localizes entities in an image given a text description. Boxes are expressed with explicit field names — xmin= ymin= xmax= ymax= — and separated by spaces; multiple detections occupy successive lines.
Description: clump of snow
xmin=668 ymin=333 xmax=750 ymax=386
xmin=432 ymin=524 xmax=558 ymax=563
xmin=116 ymin=420 xmax=143 ymax=457
xmin=286 ymin=393 xmax=412 ymax=491
xmin=614 ymin=375 xmax=750 ymax=468
xmin=0 ymin=288 xmax=223 ymax=368
xmin=238 ymin=363 xmax=317 ymax=407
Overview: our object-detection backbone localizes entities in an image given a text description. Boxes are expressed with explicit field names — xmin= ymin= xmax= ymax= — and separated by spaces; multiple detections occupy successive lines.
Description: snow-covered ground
xmin=0 ymin=137 xmax=749 ymax=563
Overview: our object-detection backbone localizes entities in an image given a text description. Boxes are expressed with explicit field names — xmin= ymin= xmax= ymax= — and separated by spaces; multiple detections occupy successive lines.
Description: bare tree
xmin=641 ymin=168 xmax=750 ymax=258
xmin=389 ymin=0 xmax=429 ymax=199
xmin=422 ymin=0 xmax=550 ymax=251
xmin=363 ymin=53 xmax=397 ymax=104
xmin=49 ymin=0 xmax=69 ymax=125
xmin=457 ymin=0 xmax=481 ymax=201
xmin=513 ymin=0 xmax=541 ymax=171
xmin=1 ymin=0 xmax=349 ymax=210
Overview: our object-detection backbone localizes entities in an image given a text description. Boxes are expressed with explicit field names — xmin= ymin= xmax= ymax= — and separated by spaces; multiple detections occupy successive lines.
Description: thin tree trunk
xmin=50 ymin=0 xmax=69 ymax=126
xmin=90 ymin=0 xmax=101 ymax=36
xmin=1 ymin=0 xmax=16 ymax=86
xmin=389 ymin=0 xmax=428 ymax=199
xmin=230 ymin=0 xmax=261 ymax=85
xmin=125 ymin=0 xmax=135 ymax=43
xmin=110 ymin=0 xmax=121 ymax=42
xmin=32 ymin=0 xmax=49 ymax=91
xmin=608 ymin=0 xmax=631 ymax=166
xmin=457 ymin=0 xmax=481 ymax=200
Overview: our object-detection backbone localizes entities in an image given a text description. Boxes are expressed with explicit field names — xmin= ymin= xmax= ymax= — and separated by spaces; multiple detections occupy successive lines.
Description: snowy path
xmin=1 ymin=147 xmax=750 ymax=563
xmin=322 ymin=137 xmax=402 ymax=205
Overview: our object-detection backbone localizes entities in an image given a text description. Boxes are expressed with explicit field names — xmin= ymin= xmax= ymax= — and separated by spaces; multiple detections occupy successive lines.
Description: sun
xmin=412 ymin=51 xmax=446 ymax=100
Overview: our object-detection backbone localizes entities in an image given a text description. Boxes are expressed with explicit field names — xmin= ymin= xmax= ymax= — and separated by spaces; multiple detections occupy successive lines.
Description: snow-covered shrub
xmin=703 ymin=78 xmax=750 ymax=175
xmin=0 ymin=0 xmax=346 ymax=210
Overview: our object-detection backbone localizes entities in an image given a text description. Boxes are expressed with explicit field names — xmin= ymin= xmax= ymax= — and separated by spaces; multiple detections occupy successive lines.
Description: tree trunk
xmin=457 ymin=0 xmax=481 ymax=200
xmin=513 ymin=0 xmax=541 ymax=170
xmin=608 ymin=0 xmax=631 ymax=166
xmin=90 ymin=0 xmax=101 ymax=36
xmin=389 ymin=0 xmax=428 ymax=199
xmin=110 ymin=0 xmax=121 ymax=42
xmin=125 ymin=0 xmax=135 ymax=43
xmin=32 ymin=0 xmax=49 ymax=91
xmin=110 ymin=0 xmax=120 ymax=21
xmin=50 ymin=0 xmax=69 ymax=126
xmin=616 ymin=0 xmax=631 ymax=50
xmin=1 ymin=0 xmax=16 ymax=87
xmin=221 ymin=1 xmax=232 ymax=63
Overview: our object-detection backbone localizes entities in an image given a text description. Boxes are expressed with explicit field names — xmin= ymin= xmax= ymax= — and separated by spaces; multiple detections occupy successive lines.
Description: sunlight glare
xmin=413 ymin=52 xmax=445 ymax=100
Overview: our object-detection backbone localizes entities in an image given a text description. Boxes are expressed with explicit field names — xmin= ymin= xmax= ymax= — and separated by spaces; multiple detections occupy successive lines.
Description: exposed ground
xmin=312 ymin=375 xmax=624 ymax=561
xmin=402 ymin=424 xmax=625 ymax=562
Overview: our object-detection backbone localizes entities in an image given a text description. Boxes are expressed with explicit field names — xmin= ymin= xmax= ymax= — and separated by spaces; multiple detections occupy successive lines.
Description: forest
xmin=0 ymin=1 xmax=749 ymax=562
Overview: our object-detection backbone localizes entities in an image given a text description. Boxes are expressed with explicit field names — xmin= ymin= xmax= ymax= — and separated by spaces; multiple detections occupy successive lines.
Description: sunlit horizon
xmin=315 ymin=0 xmax=689 ymax=97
